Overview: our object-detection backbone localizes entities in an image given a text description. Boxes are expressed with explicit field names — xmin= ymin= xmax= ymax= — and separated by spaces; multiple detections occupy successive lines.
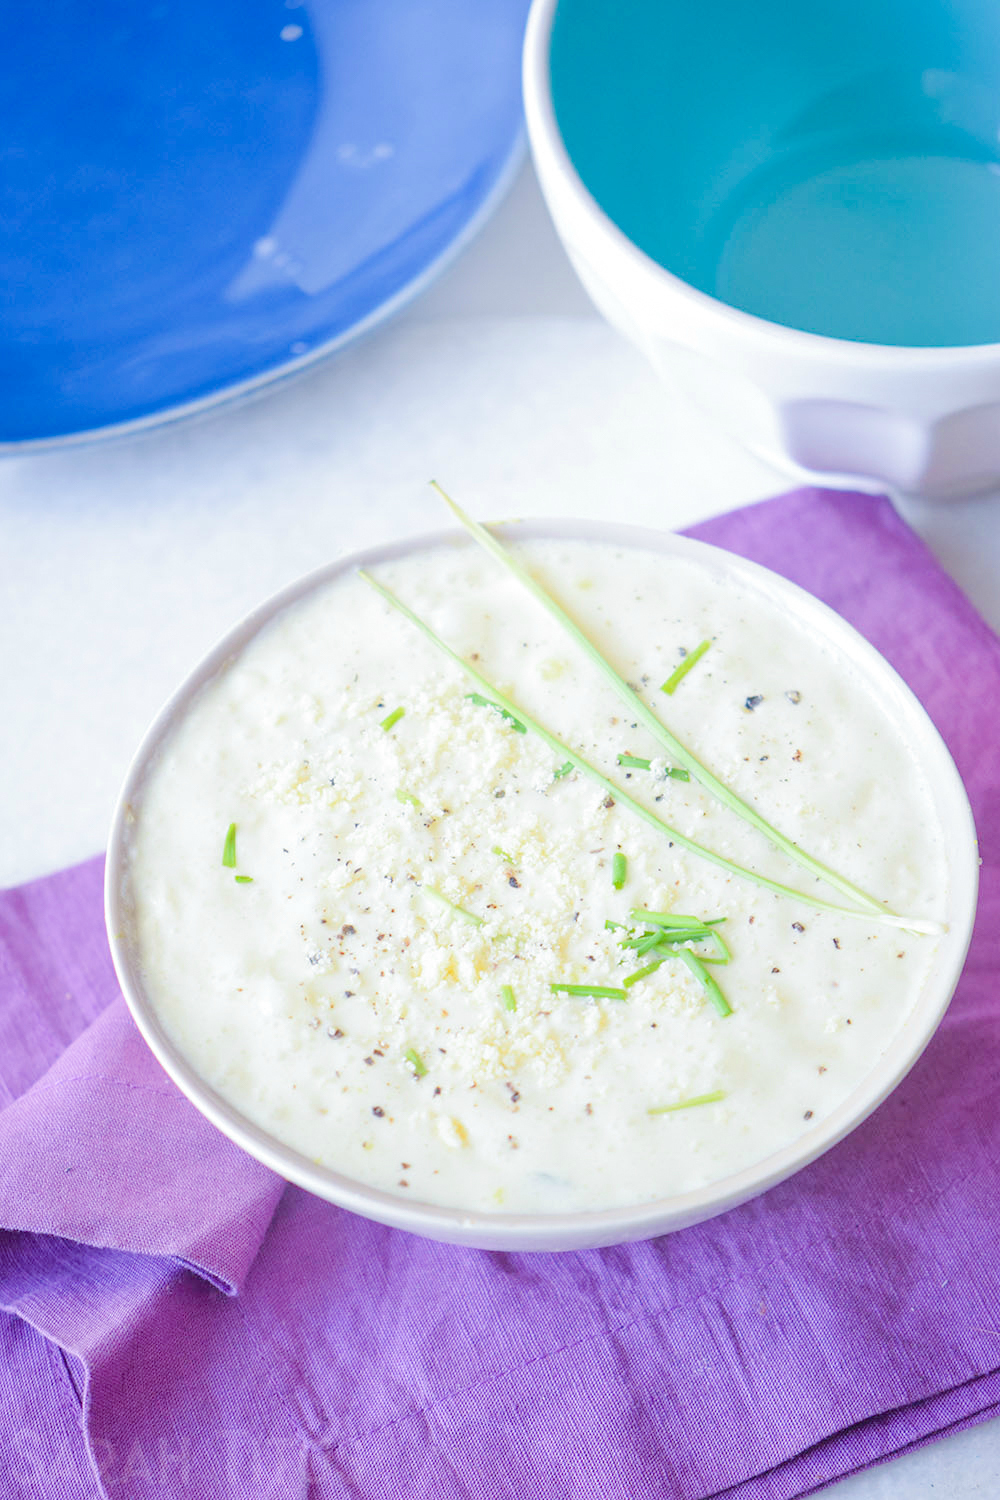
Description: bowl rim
xmin=522 ymin=0 xmax=1000 ymax=367
xmin=105 ymin=517 xmax=980 ymax=1251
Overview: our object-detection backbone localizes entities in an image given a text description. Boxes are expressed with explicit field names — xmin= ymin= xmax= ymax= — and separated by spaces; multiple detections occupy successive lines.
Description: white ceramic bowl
xmin=106 ymin=520 xmax=978 ymax=1251
xmin=523 ymin=0 xmax=1000 ymax=502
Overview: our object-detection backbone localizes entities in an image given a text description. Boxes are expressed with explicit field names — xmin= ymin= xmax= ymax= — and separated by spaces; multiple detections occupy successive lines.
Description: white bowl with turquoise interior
xmin=525 ymin=0 xmax=1000 ymax=500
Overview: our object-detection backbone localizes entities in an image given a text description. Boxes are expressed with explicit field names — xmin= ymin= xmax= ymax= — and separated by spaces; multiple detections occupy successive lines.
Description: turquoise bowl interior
xmin=551 ymin=0 xmax=1000 ymax=347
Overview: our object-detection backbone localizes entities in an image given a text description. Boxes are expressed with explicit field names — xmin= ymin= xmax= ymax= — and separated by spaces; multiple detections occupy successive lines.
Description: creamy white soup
xmin=125 ymin=535 xmax=947 ymax=1214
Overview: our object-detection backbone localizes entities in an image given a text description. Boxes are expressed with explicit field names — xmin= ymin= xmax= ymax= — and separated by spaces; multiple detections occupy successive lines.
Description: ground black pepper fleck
xmin=745 ymin=694 xmax=763 ymax=710
xmin=508 ymin=876 xmax=520 ymax=888
xmin=833 ymin=938 xmax=841 ymax=949
xmin=792 ymin=922 xmax=805 ymax=933
xmin=372 ymin=1106 xmax=384 ymax=1118
xmin=804 ymin=1110 xmax=813 ymax=1120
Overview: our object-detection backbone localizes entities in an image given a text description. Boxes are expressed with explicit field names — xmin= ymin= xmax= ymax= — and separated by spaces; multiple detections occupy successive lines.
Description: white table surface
xmin=1 ymin=157 xmax=998 ymax=1496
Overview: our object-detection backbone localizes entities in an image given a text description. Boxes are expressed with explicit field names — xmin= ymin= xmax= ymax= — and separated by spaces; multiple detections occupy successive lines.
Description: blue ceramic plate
xmin=3 ymin=0 xmax=529 ymax=447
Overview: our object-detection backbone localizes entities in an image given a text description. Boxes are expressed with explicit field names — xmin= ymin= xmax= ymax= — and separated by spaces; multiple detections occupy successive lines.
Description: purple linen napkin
xmin=1 ymin=488 xmax=998 ymax=1500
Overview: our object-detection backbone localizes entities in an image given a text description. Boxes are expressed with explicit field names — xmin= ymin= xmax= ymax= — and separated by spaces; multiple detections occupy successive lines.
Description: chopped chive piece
xmin=675 ymin=948 xmax=732 ymax=1018
xmin=702 ymin=930 xmax=732 ymax=965
xmin=654 ymin=931 xmax=728 ymax=956
xmin=623 ymin=959 xmax=664 ymax=989
xmin=611 ymin=852 xmax=627 ymax=890
xmin=501 ymin=984 xmax=516 ymax=1011
xmin=626 ymin=907 xmax=730 ymax=963
xmin=222 ymin=823 xmax=237 ymax=868
xmin=381 ymin=706 xmax=405 ymax=731
xmin=395 ymin=788 xmax=423 ymax=810
xmin=648 ymin=1089 xmax=726 ymax=1115
xmin=651 ymin=927 xmax=715 ymax=943
xmin=617 ymin=753 xmax=651 ymax=770
xmin=421 ymin=885 xmax=484 ymax=927
xmin=491 ymin=844 xmax=515 ymax=863
xmin=426 ymin=487 xmax=934 ymax=931
xmin=661 ymin=639 xmax=713 ymax=696
xmin=550 ymin=983 xmax=628 ymax=1000
xmin=359 ymin=567 xmax=939 ymax=934
xmin=404 ymin=1047 xmax=427 ymax=1077
xmin=234 ymin=875 xmax=254 ymax=884
xmin=621 ymin=922 xmax=717 ymax=945
xmin=466 ymin=692 xmax=527 ymax=733
xmin=632 ymin=930 xmax=669 ymax=957
xmin=667 ymin=767 xmax=691 ymax=782
xmin=553 ymin=760 xmax=574 ymax=779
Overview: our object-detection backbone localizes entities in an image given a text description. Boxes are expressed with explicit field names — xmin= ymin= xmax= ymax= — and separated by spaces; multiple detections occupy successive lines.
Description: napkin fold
xmin=1 ymin=488 xmax=998 ymax=1500
xmin=0 ymin=861 xmax=283 ymax=1293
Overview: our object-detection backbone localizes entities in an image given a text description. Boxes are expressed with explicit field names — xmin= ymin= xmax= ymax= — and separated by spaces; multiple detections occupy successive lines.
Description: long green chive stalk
xmin=421 ymin=885 xmax=484 ymax=927
xmin=359 ymin=569 xmax=936 ymax=933
xmin=222 ymin=823 xmax=237 ymax=868
xmin=648 ymin=1090 xmax=726 ymax=1115
xmin=466 ymin=692 xmax=527 ymax=733
xmin=630 ymin=909 xmax=725 ymax=927
xmin=430 ymin=483 xmax=923 ymax=928
xmin=661 ymin=639 xmax=712 ymax=695
xmin=551 ymin=983 xmax=627 ymax=1001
